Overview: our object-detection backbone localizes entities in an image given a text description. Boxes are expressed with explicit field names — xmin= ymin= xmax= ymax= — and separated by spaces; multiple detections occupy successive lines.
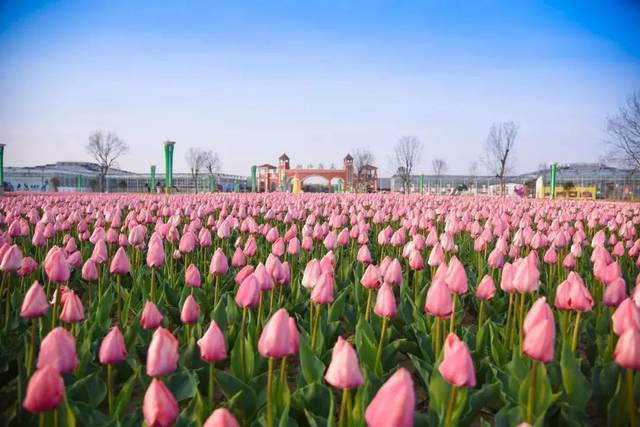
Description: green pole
xmin=210 ymin=175 xmax=217 ymax=192
xmin=251 ymin=166 xmax=257 ymax=192
xmin=419 ymin=175 xmax=425 ymax=193
xmin=164 ymin=141 xmax=175 ymax=193
xmin=549 ymin=163 xmax=557 ymax=199
xmin=149 ymin=165 xmax=156 ymax=192
xmin=76 ymin=175 xmax=81 ymax=192
xmin=234 ymin=183 xmax=240 ymax=193
xmin=0 ymin=144 xmax=5 ymax=195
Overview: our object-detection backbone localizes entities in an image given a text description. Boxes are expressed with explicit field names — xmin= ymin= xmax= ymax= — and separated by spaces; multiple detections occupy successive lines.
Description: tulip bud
xmin=324 ymin=336 xmax=364 ymax=389
xmin=22 ymin=366 xmax=65 ymax=413
xmin=99 ymin=326 xmax=128 ymax=365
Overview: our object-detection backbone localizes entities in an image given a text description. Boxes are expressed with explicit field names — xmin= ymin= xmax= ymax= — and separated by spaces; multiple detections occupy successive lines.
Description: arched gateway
xmin=255 ymin=153 xmax=354 ymax=192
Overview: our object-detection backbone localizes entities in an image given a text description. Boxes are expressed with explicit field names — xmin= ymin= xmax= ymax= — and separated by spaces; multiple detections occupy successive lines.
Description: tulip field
xmin=2 ymin=192 xmax=640 ymax=427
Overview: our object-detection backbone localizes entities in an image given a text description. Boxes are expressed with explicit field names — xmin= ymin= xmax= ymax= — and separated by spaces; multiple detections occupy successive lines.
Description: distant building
xmin=5 ymin=161 xmax=248 ymax=193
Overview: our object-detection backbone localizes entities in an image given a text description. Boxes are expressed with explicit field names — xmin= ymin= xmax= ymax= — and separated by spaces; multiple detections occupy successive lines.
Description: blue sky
xmin=1 ymin=0 xmax=639 ymax=176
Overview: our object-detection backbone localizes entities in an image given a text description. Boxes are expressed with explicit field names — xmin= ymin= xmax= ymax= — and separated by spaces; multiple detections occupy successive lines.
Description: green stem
xmin=478 ymin=300 xmax=486 ymax=328
xmin=434 ymin=317 xmax=442 ymax=359
xmin=311 ymin=304 xmax=321 ymax=350
xmin=51 ymin=283 xmax=62 ymax=329
xmin=627 ymin=369 xmax=638 ymax=427
xmin=214 ymin=275 xmax=220 ymax=308
xmin=107 ymin=364 xmax=113 ymax=416
xmin=208 ymin=362 xmax=215 ymax=413
xmin=571 ymin=311 xmax=582 ymax=353
xmin=279 ymin=357 xmax=288 ymax=391
xmin=26 ymin=318 xmax=37 ymax=377
xmin=375 ymin=317 xmax=388 ymax=375
xmin=267 ymin=357 xmax=274 ymax=427
xmin=527 ymin=361 xmax=538 ymax=423
xmin=150 ymin=268 xmax=156 ymax=302
xmin=444 ymin=385 xmax=458 ymax=427
xmin=338 ymin=388 xmax=350 ymax=427
xmin=449 ymin=293 xmax=457 ymax=334
xmin=240 ymin=307 xmax=247 ymax=379
xmin=116 ymin=275 xmax=122 ymax=324
xmin=518 ymin=293 xmax=525 ymax=355
xmin=365 ymin=288 xmax=372 ymax=321
xmin=39 ymin=413 xmax=45 ymax=427
xmin=505 ymin=293 xmax=514 ymax=347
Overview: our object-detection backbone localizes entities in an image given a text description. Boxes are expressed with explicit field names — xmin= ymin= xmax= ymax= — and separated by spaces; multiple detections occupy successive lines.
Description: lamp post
xmin=149 ymin=165 xmax=156 ymax=193
xmin=0 ymin=144 xmax=5 ymax=196
xmin=549 ymin=163 xmax=558 ymax=199
xmin=164 ymin=141 xmax=175 ymax=193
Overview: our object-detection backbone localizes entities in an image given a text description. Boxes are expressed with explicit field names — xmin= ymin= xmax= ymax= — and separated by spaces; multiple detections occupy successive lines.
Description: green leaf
xmin=217 ymin=370 xmax=258 ymax=421
xmin=291 ymin=382 xmax=333 ymax=417
xmin=459 ymin=382 xmax=499 ymax=426
xmin=298 ymin=333 xmax=326 ymax=384
xmin=114 ymin=366 xmax=140 ymax=419
xmin=517 ymin=361 xmax=558 ymax=424
xmin=67 ymin=372 xmax=107 ymax=407
xmin=166 ymin=369 xmax=199 ymax=402
xmin=559 ymin=343 xmax=591 ymax=414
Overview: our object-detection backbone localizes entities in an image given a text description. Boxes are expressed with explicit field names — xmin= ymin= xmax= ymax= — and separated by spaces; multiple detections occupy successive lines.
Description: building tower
xmin=278 ymin=153 xmax=290 ymax=190
xmin=343 ymin=154 xmax=353 ymax=191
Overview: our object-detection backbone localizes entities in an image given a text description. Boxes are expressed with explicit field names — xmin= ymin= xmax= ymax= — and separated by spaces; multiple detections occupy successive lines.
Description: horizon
xmin=2 ymin=1 xmax=640 ymax=176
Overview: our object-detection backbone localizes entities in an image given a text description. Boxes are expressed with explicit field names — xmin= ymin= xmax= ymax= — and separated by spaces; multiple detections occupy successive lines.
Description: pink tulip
xmin=99 ymin=326 xmax=128 ymax=364
xmin=384 ymin=258 xmax=403 ymax=286
xmin=374 ymin=282 xmax=397 ymax=318
xmin=204 ymin=408 xmax=241 ymax=427
xmin=20 ymin=281 xmax=49 ymax=318
xmin=22 ymin=366 xmax=65 ymax=413
xmin=81 ymin=258 xmax=99 ymax=281
xmin=198 ymin=321 xmax=227 ymax=362
xmin=445 ymin=256 xmax=468 ymax=294
xmin=324 ymin=336 xmax=364 ymax=389
xmin=523 ymin=297 xmax=555 ymax=363
xmin=360 ymin=264 xmax=382 ymax=289
xmin=143 ymin=378 xmax=179 ymax=427
xmin=185 ymin=264 xmax=201 ymax=288
xmin=603 ymin=277 xmax=627 ymax=308
xmin=424 ymin=278 xmax=453 ymax=318
xmin=428 ymin=243 xmax=445 ymax=267
xmin=310 ymin=272 xmax=335 ymax=305
xmin=235 ymin=274 xmax=260 ymax=308
xmin=475 ymin=275 xmax=496 ymax=301
xmin=231 ymin=247 xmax=246 ymax=267
xmin=288 ymin=316 xmax=299 ymax=356
xmin=365 ymin=368 xmax=415 ymax=427
xmin=613 ymin=327 xmax=640 ymax=370
xmin=92 ymin=239 xmax=109 ymax=264
xmin=0 ymin=244 xmax=22 ymax=272
xmin=612 ymin=298 xmax=640 ymax=336
xmin=44 ymin=248 xmax=70 ymax=283
xmin=302 ymin=259 xmax=322 ymax=289
xmin=146 ymin=241 xmax=165 ymax=268
xmin=357 ymin=245 xmax=372 ymax=264
xmin=210 ymin=248 xmax=229 ymax=276
xmin=258 ymin=308 xmax=291 ymax=359
xmin=147 ymin=327 xmax=179 ymax=377
xmin=37 ymin=327 xmax=79 ymax=374
xmin=181 ymin=295 xmax=200 ymax=324
xmin=438 ymin=333 xmax=476 ymax=387
xmin=18 ymin=256 xmax=38 ymax=277
xmin=59 ymin=291 xmax=85 ymax=323
xmin=234 ymin=265 xmax=254 ymax=285
xmin=141 ymin=301 xmax=164 ymax=330
xmin=512 ymin=255 xmax=540 ymax=293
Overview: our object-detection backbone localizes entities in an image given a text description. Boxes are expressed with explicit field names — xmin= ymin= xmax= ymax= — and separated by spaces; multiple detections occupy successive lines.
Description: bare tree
xmin=205 ymin=152 xmax=222 ymax=176
xmin=432 ymin=158 xmax=447 ymax=194
xmin=86 ymin=130 xmax=129 ymax=192
xmin=392 ymin=136 xmax=423 ymax=193
xmin=352 ymin=148 xmax=376 ymax=192
xmin=605 ymin=92 xmax=640 ymax=170
xmin=185 ymin=148 xmax=211 ymax=193
xmin=482 ymin=122 xmax=519 ymax=196
xmin=468 ymin=161 xmax=479 ymax=194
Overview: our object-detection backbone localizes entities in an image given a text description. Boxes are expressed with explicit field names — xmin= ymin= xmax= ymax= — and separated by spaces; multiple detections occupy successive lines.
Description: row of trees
xmin=84 ymin=90 xmax=638 ymax=194
xmin=86 ymin=131 xmax=222 ymax=193
xmin=389 ymin=121 xmax=518 ymax=194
